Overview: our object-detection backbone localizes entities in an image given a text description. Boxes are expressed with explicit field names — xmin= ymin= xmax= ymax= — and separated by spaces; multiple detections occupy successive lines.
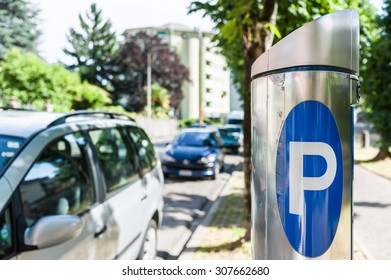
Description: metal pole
xmin=198 ymin=30 xmax=204 ymax=124
xmin=147 ymin=51 xmax=152 ymax=120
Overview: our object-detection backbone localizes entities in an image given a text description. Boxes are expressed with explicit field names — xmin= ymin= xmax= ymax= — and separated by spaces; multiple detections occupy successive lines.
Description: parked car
xmin=222 ymin=124 xmax=243 ymax=144
xmin=218 ymin=126 xmax=242 ymax=154
xmin=188 ymin=123 xmax=211 ymax=128
xmin=161 ymin=128 xmax=224 ymax=180
xmin=226 ymin=111 xmax=244 ymax=126
xmin=0 ymin=109 xmax=164 ymax=260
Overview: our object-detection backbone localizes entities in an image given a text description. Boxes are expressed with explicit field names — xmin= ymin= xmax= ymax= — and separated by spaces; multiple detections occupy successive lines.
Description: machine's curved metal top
xmin=251 ymin=10 xmax=359 ymax=78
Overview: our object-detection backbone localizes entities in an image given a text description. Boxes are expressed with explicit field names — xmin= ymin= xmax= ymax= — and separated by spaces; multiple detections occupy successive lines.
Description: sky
xmin=30 ymin=0 xmax=215 ymax=63
xmin=31 ymin=0 xmax=384 ymax=64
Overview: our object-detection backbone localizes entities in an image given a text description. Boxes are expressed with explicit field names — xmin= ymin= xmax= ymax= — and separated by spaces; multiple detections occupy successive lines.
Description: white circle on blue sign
xmin=276 ymin=100 xmax=343 ymax=258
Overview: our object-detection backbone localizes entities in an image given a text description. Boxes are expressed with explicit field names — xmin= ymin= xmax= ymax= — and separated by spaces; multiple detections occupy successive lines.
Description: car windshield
xmin=218 ymin=129 xmax=232 ymax=137
xmin=0 ymin=135 xmax=25 ymax=173
xmin=223 ymin=127 xmax=241 ymax=134
xmin=227 ymin=119 xmax=242 ymax=125
xmin=174 ymin=132 xmax=212 ymax=147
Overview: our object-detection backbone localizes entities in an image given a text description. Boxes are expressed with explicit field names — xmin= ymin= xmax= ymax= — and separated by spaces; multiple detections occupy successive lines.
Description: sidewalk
xmin=179 ymin=171 xmax=250 ymax=260
xmin=179 ymin=170 xmax=370 ymax=260
xmin=354 ymin=165 xmax=391 ymax=259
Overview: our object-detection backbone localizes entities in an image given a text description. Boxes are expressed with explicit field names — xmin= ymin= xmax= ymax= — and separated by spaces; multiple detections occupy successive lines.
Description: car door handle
xmin=94 ymin=225 xmax=107 ymax=239
xmin=141 ymin=194 xmax=148 ymax=201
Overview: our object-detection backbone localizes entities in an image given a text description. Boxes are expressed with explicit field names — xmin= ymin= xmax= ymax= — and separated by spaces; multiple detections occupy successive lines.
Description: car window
xmin=19 ymin=132 xmax=94 ymax=227
xmin=173 ymin=131 xmax=212 ymax=147
xmin=126 ymin=127 xmax=156 ymax=175
xmin=227 ymin=119 xmax=243 ymax=125
xmin=0 ymin=205 xmax=14 ymax=259
xmin=89 ymin=128 xmax=138 ymax=193
xmin=0 ymin=135 xmax=25 ymax=173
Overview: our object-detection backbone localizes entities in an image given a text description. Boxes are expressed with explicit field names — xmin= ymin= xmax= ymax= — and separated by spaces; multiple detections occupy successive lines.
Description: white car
xmin=0 ymin=109 xmax=164 ymax=260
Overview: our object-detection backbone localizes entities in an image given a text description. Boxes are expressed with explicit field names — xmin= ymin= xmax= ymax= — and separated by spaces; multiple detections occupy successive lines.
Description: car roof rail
xmin=47 ymin=110 xmax=136 ymax=127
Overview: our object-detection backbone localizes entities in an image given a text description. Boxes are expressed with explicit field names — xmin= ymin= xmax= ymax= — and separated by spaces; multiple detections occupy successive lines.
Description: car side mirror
xmin=24 ymin=215 xmax=83 ymax=249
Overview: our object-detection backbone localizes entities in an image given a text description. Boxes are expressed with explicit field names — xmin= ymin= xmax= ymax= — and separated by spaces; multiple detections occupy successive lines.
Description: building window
xmin=206 ymin=88 xmax=212 ymax=93
xmin=206 ymin=101 xmax=211 ymax=107
xmin=206 ymin=74 xmax=211 ymax=80
xmin=206 ymin=60 xmax=211 ymax=66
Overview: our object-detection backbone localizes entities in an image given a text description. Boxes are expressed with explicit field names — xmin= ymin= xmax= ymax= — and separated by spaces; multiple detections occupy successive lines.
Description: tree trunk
xmin=241 ymin=53 xmax=253 ymax=239
xmin=371 ymin=146 xmax=391 ymax=161
xmin=240 ymin=0 xmax=278 ymax=242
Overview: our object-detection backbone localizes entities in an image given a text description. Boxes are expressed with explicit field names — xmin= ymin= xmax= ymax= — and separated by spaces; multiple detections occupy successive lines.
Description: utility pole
xmin=198 ymin=30 xmax=204 ymax=125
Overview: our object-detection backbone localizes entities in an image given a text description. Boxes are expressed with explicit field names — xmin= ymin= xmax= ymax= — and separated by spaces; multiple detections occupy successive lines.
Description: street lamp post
xmin=198 ymin=30 xmax=204 ymax=125
xmin=147 ymin=45 xmax=173 ymax=120
xmin=147 ymin=51 xmax=152 ymax=120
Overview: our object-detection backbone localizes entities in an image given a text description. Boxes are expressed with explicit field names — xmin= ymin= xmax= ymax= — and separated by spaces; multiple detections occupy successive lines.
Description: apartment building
xmin=125 ymin=24 xmax=231 ymax=120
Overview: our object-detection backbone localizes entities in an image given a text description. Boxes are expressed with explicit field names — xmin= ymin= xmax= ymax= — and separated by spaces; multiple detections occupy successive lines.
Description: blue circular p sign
xmin=276 ymin=100 xmax=343 ymax=257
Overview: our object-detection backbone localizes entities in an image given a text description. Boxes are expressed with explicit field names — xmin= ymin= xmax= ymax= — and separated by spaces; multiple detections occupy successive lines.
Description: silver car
xmin=0 ymin=110 xmax=164 ymax=260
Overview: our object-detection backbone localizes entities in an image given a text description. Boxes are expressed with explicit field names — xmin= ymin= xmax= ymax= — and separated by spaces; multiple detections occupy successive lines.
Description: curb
xmin=354 ymin=236 xmax=374 ymax=260
xmin=178 ymin=171 xmax=242 ymax=260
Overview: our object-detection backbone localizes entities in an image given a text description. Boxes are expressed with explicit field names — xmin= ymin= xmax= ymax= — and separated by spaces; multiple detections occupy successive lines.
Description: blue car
xmin=218 ymin=126 xmax=242 ymax=154
xmin=161 ymin=128 xmax=225 ymax=179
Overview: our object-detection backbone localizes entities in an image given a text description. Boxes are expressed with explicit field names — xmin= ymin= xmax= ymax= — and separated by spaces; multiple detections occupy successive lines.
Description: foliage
xmin=0 ymin=49 xmax=111 ymax=111
xmin=144 ymin=84 xmax=171 ymax=118
xmin=0 ymin=0 xmax=41 ymax=59
xmin=178 ymin=117 xmax=213 ymax=128
xmin=361 ymin=0 xmax=391 ymax=157
xmin=63 ymin=3 xmax=118 ymax=91
xmin=71 ymin=82 xmax=111 ymax=110
xmin=278 ymin=1 xmax=380 ymax=75
xmin=112 ymin=31 xmax=190 ymax=113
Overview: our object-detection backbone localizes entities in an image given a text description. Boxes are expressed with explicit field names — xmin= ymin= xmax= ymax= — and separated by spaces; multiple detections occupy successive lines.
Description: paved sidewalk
xmin=179 ymin=171 xmax=249 ymax=260
xmin=180 ymin=170 xmax=370 ymax=260
xmin=354 ymin=165 xmax=391 ymax=259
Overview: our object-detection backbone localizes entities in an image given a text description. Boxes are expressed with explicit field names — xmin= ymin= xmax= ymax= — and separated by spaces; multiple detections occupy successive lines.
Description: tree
xmin=112 ymin=31 xmax=190 ymax=113
xmin=0 ymin=49 xmax=111 ymax=111
xmin=361 ymin=0 xmax=391 ymax=160
xmin=189 ymin=0 xmax=379 ymax=241
xmin=63 ymin=3 xmax=118 ymax=91
xmin=148 ymin=84 xmax=171 ymax=118
xmin=0 ymin=0 xmax=41 ymax=58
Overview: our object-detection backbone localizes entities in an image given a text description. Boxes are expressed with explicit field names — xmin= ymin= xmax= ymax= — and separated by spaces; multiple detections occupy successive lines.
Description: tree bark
xmin=371 ymin=146 xmax=391 ymax=162
xmin=240 ymin=0 xmax=278 ymax=241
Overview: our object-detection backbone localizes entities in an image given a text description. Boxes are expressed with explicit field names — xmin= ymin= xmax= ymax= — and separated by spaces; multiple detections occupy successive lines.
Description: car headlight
xmin=162 ymin=154 xmax=175 ymax=162
xmin=198 ymin=154 xmax=217 ymax=164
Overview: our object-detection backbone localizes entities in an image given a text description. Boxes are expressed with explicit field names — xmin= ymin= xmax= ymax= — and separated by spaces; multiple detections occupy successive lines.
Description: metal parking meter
xmin=251 ymin=10 xmax=359 ymax=259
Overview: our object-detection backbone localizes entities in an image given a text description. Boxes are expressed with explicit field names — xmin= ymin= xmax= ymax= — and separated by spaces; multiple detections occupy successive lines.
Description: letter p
xmin=289 ymin=142 xmax=337 ymax=215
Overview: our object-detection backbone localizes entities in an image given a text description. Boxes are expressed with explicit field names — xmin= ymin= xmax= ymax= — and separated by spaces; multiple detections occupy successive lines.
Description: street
xmin=156 ymin=151 xmax=243 ymax=260
xmin=354 ymin=165 xmax=391 ymax=259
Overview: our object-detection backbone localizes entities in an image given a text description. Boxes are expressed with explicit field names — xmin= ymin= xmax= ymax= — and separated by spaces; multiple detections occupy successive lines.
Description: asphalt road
xmin=354 ymin=165 xmax=391 ymax=259
xmin=155 ymin=149 xmax=243 ymax=260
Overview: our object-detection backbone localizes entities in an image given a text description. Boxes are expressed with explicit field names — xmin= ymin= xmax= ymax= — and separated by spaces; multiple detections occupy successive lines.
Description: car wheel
xmin=137 ymin=219 xmax=157 ymax=260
